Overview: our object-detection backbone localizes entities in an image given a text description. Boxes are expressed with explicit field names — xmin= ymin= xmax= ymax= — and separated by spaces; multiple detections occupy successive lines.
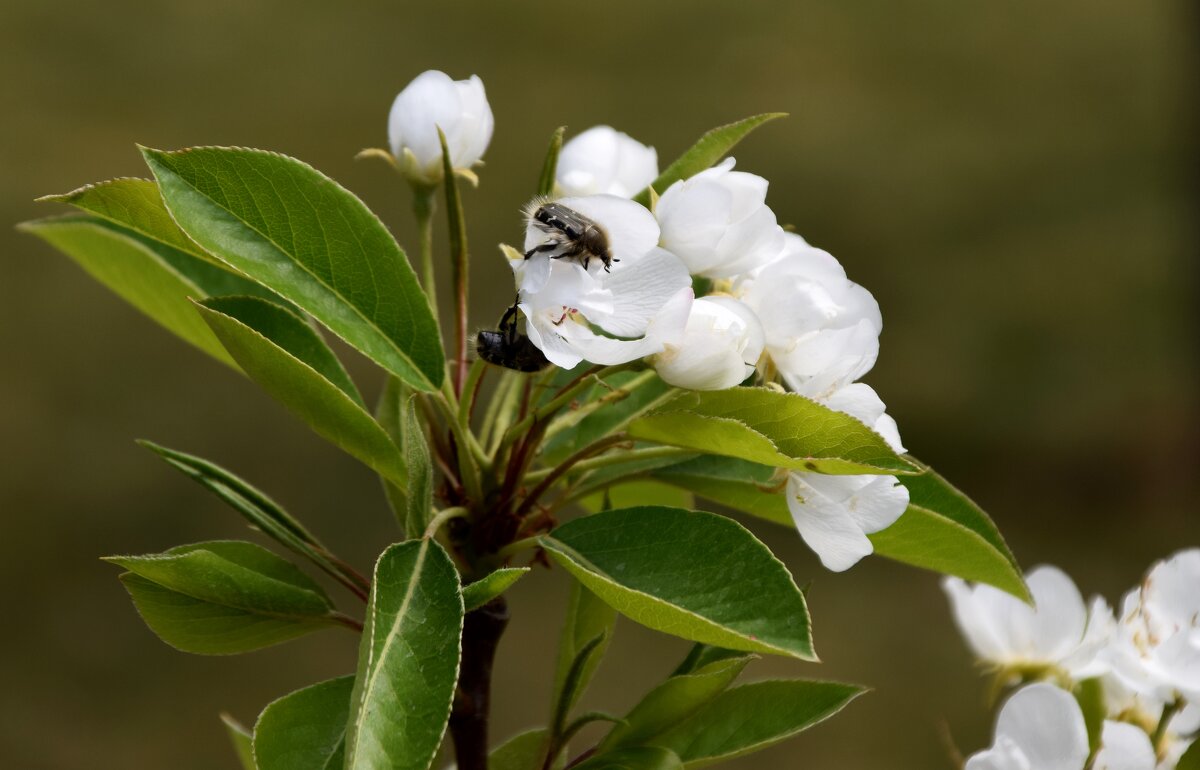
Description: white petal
xmin=942 ymin=566 xmax=1090 ymax=668
xmin=965 ymin=736 xmax=1030 ymax=770
xmin=777 ymin=320 xmax=881 ymax=393
xmin=655 ymin=158 xmax=782 ymax=278
xmin=654 ymin=296 xmax=764 ymax=390
xmin=1062 ymin=596 xmax=1115 ymax=679
xmin=523 ymin=312 xmax=583 ymax=369
xmin=786 ymin=472 xmax=908 ymax=572
xmin=1094 ymin=721 xmax=1156 ymax=770
xmin=596 ymin=247 xmax=691 ymax=337
xmin=1024 ymin=566 xmax=1090 ymax=661
xmin=992 ymin=684 xmax=1089 ymax=770
xmin=872 ymin=413 xmax=907 ymax=454
xmin=944 ymin=577 xmax=1018 ymax=662
xmin=557 ymin=125 xmax=658 ymax=198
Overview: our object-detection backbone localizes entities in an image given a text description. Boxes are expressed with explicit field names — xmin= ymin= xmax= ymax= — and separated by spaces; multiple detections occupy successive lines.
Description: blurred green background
xmin=2 ymin=1 xmax=1196 ymax=767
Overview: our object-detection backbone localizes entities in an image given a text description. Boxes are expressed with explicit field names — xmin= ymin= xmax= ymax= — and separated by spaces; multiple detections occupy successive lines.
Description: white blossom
xmin=965 ymin=684 xmax=1090 ymax=770
xmin=1104 ymin=549 xmax=1200 ymax=704
xmin=655 ymin=158 xmax=784 ymax=278
xmin=1094 ymin=721 xmax=1157 ymax=770
xmin=785 ymin=470 xmax=909 ymax=572
xmin=388 ymin=70 xmax=494 ymax=185
xmin=740 ymin=233 xmax=882 ymax=397
xmin=556 ymin=126 xmax=658 ymax=198
xmin=652 ymin=296 xmax=764 ymax=390
xmin=782 ymin=379 xmax=908 ymax=572
xmin=944 ymin=565 xmax=1113 ymax=680
xmin=513 ymin=195 xmax=692 ymax=369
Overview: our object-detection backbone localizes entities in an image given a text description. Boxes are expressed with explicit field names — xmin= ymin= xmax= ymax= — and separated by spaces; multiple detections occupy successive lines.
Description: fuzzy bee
xmin=475 ymin=299 xmax=550 ymax=373
xmin=523 ymin=200 xmax=618 ymax=272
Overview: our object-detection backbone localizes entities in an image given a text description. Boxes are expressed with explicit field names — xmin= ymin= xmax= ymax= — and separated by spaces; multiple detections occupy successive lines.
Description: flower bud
xmin=655 ymin=158 xmax=785 ymax=278
xmin=388 ymin=70 xmax=494 ymax=185
xmin=556 ymin=126 xmax=658 ymax=198
xmin=653 ymin=296 xmax=764 ymax=390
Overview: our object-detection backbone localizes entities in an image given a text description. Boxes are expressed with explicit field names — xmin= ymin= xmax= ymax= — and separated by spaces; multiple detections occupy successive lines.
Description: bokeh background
xmin=2 ymin=1 xmax=1196 ymax=767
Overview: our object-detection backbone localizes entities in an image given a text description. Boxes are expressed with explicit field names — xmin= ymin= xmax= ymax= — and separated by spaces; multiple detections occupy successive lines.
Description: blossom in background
xmin=556 ymin=126 xmax=658 ymax=198
xmin=655 ymin=158 xmax=784 ymax=278
xmin=944 ymin=565 xmax=1113 ymax=680
xmin=966 ymin=684 xmax=1091 ymax=770
xmin=740 ymin=233 xmax=882 ymax=398
xmin=652 ymin=296 xmax=764 ymax=390
xmin=1104 ymin=549 xmax=1200 ymax=704
xmin=965 ymin=683 xmax=1159 ymax=770
xmin=785 ymin=471 xmax=909 ymax=572
xmin=513 ymin=195 xmax=692 ymax=369
xmin=388 ymin=70 xmax=494 ymax=184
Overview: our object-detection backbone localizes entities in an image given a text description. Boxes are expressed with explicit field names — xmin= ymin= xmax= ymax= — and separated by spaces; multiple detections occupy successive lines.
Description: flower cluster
xmin=384 ymin=71 xmax=909 ymax=572
xmin=508 ymin=124 xmax=907 ymax=573
xmin=947 ymin=551 xmax=1200 ymax=769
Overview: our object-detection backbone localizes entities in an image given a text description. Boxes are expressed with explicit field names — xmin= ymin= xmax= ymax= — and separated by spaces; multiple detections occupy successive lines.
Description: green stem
xmin=425 ymin=506 xmax=469 ymax=539
xmin=497 ymin=364 xmax=635 ymax=454
xmin=412 ymin=184 xmax=438 ymax=322
xmin=458 ymin=358 xmax=487 ymax=429
xmin=1152 ymin=697 xmax=1182 ymax=752
xmin=438 ymin=130 xmax=471 ymax=397
xmin=435 ymin=387 xmax=487 ymax=498
xmin=512 ymin=435 xmax=631 ymax=521
xmin=527 ymin=445 xmax=691 ymax=483
xmin=481 ymin=370 xmax=519 ymax=452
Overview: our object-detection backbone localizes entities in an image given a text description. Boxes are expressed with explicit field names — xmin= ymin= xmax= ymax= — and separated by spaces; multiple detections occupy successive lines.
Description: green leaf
xmin=141 ymin=146 xmax=444 ymax=391
xmin=136 ymin=441 xmax=365 ymax=593
xmin=345 ymin=540 xmax=463 ymax=770
xmin=253 ymin=676 xmax=353 ymax=770
xmin=870 ymin=461 xmax=1029 ymax=601
xmin=670 ymin=644 xmax=750 ymax=677
xmin=627 ymin=388 xmax=918 ymax=476
xmin=651 ymin=456 xmax=788 ymax=525
xmin=579 ymin=481 xmax=693 ymax=514
xmin=206 ymin=296 xmax=363 ymax=402
xmin=572 ymin=747 xmax=682 ymax=770
xmin=462 ymin=568 xmax=530 ymax=612
xmin=553 ymin=634 xmax=608 ymax=739
xmin=651 ymin=680 xmax=864 ymax=767
xmin=600 ymin=655 xmax=752 ymax=751
xmin=540 ymin=507 xmax=815 ymax=660
xmin=221 ymin=713 xmax=257 ymax=770
xmin=553 ymin=581 xmax=617 ymax=716
xmin=39 ymin=177 xmax=222 ymax=266
xmin=489 ymin=729 xmax=552 ymax=770
xmin=375 ymin=375 xmax=411 ymax=520
xmin=633 ymin=114 xmax=786 ymax=206
xmin=403 ymin=397 xmax=434 ymax=537
xmin=538 ymin=126 xmax=566 ymax=197
xmin=19 ymin=215 xmax=236 ymax=367
xmin=108 ymin=540 xmax=340 ymax=654
xmin=195 ymin=296 xmax=406 ymax=487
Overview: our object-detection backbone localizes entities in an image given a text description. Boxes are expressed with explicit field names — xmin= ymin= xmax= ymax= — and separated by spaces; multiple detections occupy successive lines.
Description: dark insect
xmin=476 ymin=300 xmax=550 ymax=373
xmin=523 ymin=200 xmax=617 ymax=272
